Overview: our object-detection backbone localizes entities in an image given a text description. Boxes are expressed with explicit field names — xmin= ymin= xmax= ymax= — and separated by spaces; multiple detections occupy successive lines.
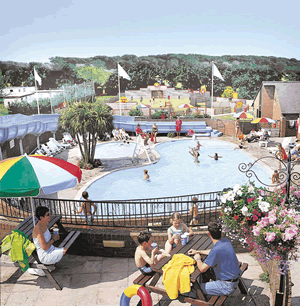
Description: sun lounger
xmin=47 ymin=141 xmax=64 ymax=154
xmin=41 ymin=144 xmax=56 ymax=156
xmin=49 ymin=137 xmax=72 ymax=149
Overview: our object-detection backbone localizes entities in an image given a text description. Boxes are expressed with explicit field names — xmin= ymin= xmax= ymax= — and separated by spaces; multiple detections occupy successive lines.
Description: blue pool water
xmin=86 ymin=139 xmax=272 ymax=201
xmin=94 ymin=142 xmax=138 ymax=160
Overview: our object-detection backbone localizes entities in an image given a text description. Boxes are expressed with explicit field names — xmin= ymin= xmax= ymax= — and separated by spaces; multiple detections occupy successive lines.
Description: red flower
xmin=220 ymin=213 xmax=223 ymax=216
xmin=247 ymin=197 xmax=255 ymax=204
xmin=234 ymin=215 xmax=239 ymax=220
xmin=253 ymin=215 xmax=258 ymax=221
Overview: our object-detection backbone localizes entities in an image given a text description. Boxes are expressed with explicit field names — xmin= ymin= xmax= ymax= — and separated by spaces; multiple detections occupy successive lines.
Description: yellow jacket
xmin=162 ymin=253 xmax=195 ymax=299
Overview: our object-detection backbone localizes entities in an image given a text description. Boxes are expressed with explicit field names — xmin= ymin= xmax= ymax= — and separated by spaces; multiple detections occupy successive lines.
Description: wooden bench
xmin=0 ymin=215 xmax=80 ymax=290
xmin=133 ymin=235 xmax=249 ymax=306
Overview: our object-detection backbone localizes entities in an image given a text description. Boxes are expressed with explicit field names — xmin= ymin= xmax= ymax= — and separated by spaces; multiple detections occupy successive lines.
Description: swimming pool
xmin=94 ymin=142 xmax=138 ymax=160
xmin=85 ymin=139 xmax=272 ymax=201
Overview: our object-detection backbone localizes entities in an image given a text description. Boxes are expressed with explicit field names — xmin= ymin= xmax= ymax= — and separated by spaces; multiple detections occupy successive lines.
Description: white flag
xmin=34 ymin=67 xmax=42 ymax=86
xmin=213 ymin=63 xmax=224 ymax=81
xmin=118 ymin=64 xmax=131 ymax=80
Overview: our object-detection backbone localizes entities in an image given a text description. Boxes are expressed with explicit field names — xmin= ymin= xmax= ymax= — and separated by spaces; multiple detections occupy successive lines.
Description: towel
xmin=162 ymin=253 xmax=195 ymax=299
xmin=1 ymin=229 xmax=36 ymax=272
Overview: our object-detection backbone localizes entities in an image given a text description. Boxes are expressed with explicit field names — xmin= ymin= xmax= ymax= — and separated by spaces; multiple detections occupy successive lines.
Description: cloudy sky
xmin=1 ymin=0 xmax=299 ymax=63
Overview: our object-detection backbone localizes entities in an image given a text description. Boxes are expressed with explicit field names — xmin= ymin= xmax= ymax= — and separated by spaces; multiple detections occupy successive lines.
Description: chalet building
xmin=0 ymin=87 xmax=63 ymax=107
xmin=252 ymin=81 xmax=300 ymax=137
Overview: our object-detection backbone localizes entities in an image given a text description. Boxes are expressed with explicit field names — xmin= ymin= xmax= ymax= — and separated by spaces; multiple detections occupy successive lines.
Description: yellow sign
xmin=236 ymin=101 xmax=242 ymax=108
xmin=154 ymin=83 xmax=160 ymax=87
xmin=232 ymin=92 xmax=238 ymax=99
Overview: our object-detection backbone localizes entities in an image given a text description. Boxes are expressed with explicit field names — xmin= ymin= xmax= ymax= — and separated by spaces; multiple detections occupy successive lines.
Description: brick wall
xmin=261 ymin=85 xmax=275 ymax=119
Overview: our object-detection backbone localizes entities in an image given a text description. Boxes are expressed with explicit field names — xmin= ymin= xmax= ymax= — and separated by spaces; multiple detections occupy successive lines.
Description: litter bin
xmin=161 ymin=114 xmax=165 ymax=119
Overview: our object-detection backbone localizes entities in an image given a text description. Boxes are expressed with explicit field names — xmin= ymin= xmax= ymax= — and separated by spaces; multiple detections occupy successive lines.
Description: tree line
xmin=1 ymin=54 xmax=300 ymax=100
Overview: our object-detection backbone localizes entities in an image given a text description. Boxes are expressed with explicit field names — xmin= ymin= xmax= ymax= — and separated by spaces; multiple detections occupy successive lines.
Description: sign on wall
xmin=9 ymin=139 xmax=15 ymax=149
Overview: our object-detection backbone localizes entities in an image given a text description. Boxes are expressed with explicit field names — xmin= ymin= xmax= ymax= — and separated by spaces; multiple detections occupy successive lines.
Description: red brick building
xmin=252 ymin=81 xmax=300 ymax=137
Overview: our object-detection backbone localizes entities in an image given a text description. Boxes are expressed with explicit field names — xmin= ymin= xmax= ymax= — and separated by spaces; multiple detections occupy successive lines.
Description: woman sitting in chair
xmin=28 ymin=206 xmax=68 ymax=276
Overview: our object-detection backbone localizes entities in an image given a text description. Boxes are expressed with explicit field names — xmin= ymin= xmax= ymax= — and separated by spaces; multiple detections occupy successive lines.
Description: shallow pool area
xmin=86 ymin=139 xmax=272 ymax=200
xmin=94 ymin=141 xmax=138 ymax=160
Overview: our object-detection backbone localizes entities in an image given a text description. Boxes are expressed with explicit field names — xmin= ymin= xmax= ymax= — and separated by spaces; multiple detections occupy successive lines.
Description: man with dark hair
xmin=188 ymin=221 xmax=241 ymax=296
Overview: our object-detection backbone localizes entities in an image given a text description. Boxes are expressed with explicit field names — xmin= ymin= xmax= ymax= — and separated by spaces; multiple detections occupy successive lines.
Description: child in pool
xmin=189 ymin=148 xmax=200 ymax=163
xmin=208 ymin=153 xmax=223 ymax=161
xmin=165 ymin=212 xmax=194 ymax=253
xmin=144 ymin=169 xmax=150 ymax=180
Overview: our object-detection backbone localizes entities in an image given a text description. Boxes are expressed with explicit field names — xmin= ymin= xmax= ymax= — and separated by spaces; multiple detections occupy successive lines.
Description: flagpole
xmin=118 ymin=63 xmax=121 ymax=116
xmin=35 ymin=80 xmax=40 ymax=115
xmin=211 ymin=61 xmax=214 ymax=118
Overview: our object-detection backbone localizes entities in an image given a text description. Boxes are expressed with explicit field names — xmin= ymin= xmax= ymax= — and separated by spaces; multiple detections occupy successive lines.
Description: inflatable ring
xmin=120 ymin=284 xmax=152 ymax=306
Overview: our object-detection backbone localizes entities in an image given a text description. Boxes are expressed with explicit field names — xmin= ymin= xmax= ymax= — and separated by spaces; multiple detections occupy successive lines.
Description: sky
xmin=1 ymin=0 xmax=300 ymax=63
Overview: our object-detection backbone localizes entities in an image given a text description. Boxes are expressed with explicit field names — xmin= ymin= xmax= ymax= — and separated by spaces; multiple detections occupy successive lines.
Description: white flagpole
xmin=35 ymin=81 xmax=40 ymax=115
xmin=118 ymin=63 xmax=121 ymax=116
xmin=211 ymin=61 xmax=214 ymax=118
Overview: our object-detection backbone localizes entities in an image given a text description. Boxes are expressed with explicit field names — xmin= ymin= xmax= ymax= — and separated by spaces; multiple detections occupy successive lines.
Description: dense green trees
xmin=1 ymin=54 xmax=300 ymax=100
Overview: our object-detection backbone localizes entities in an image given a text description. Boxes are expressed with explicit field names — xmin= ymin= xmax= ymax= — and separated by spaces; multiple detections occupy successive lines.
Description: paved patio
xmin=1 ymin=250 xmax=299 ymax=306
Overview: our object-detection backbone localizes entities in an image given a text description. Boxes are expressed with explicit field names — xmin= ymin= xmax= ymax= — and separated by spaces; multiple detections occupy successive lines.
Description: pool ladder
xmin=132 ymin=135 xmax=156 ymax=164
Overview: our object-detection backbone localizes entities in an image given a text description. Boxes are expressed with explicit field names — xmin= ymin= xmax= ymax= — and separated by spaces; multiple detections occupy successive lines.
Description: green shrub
xmin=204 ymin=114 xmax=211 ymax=118
xmin=129 ymin=109 xmax=143 ymax=116
xmin=194 ymin=113 xmax=204 ymax=118
xmin=151 ymin=110 xmax=168 ymax=119
xmin=167 ymin=132 xmax=175 ymax=138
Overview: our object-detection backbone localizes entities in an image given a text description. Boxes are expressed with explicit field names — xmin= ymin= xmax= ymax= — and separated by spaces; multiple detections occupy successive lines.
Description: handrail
xmin=0 ymin=190 xmax=222 ymax=229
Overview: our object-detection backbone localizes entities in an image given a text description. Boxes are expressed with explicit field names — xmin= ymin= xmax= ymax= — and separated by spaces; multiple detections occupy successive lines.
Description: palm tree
xmin=59 ymin=100 xmax=114 ymax=166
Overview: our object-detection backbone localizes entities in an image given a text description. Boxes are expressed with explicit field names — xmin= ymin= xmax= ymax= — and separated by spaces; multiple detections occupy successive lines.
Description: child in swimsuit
xmin=165 ymin=212 xmax=194 ymax=253
xmin=208 ymin=153 xmax=223 ymax=161
xmin=135 ymin=232 xmax=170 ymax=275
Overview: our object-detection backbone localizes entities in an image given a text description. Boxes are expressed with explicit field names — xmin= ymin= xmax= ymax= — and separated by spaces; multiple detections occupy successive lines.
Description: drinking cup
xmin=53 ymin=228 xmax=59 ymax=236
xmin=151 ymin=242 xmax=158 ymax=250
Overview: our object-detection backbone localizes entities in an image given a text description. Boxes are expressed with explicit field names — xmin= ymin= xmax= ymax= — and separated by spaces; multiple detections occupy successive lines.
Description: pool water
xmin=94 ymin=142 xmax=138 ymax=160
xmin=86 ymin=139 xmax=272 ymax=200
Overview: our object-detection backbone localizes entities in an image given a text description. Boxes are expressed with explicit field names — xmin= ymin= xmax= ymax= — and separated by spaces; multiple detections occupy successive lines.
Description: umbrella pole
xmin=31 ymin=197 xmax=36 ymax=226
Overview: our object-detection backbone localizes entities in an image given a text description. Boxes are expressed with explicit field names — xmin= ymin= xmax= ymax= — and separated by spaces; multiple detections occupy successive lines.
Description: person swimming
xmin=208 ymin=153 xmax=223 ymax=161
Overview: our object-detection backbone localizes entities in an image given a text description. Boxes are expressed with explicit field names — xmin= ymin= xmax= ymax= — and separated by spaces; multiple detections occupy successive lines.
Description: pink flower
xmin=252 ymin=226 xmax=261 ymax=236
xmin=265 ymin=232 xmax=276 ymax=242
xmin=253 ymin=215 xmax=259 ymax=221
xmin=268 ymin=215 xmax=277 ymax=224
xmin=247 ymin=197 xmax=255 ymax=204
xmin=283 ymin=227 xmax=298 ymax=241
xmin=260 ymin=217 xmax=269 ymax=227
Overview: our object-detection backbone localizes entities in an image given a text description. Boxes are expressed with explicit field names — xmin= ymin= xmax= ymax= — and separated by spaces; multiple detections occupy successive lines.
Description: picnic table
xmin=0 ymin=215 xmax=80 ymax=290
xmin=134 ymin=234 xmax=248 ymax=306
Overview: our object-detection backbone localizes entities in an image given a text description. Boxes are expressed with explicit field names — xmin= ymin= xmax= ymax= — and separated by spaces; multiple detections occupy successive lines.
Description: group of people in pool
xmin=188 ymin=141 xmax=223 ymax=163
xmin=135 ymin=209 xmax=242 ymax=297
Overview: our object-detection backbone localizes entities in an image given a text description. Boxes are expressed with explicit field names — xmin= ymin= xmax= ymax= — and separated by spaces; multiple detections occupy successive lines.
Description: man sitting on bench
xmin=188 ymin=221 xmax=241 ymax=297
xmin=28 ymin=206 xmax=68 ymax=276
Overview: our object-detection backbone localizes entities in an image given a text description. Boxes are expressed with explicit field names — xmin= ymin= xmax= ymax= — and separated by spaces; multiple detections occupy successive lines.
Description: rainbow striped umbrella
xmin=0 ymin=155 xmax=82 ymax=225
xmin=0 ymin=155 xmax=82 ymax=197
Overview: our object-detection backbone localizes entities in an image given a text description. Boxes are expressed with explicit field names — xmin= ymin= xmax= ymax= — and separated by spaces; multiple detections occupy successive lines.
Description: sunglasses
xmin=45 ymin=212 xmax=51 ymax=216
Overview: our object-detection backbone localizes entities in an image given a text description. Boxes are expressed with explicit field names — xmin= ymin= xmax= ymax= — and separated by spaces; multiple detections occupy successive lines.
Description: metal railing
xmin=0 ymin=191 xmax=222 ymax=229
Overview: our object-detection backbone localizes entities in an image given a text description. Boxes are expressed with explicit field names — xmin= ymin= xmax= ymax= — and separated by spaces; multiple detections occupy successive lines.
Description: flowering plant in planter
xmin=220 ymin=183 xmax=300 ymax=262
xmin=220 ymin=183 xmax=269 ymax=233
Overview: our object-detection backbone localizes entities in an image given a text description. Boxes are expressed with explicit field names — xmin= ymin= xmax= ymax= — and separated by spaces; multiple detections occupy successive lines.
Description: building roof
xmin=254 ymin=81 xmax=300 ymax=114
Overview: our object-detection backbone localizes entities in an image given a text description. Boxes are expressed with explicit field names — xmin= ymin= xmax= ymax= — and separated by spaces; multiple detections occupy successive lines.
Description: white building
xmin=1 ymin=87 xmax=63 ymax=107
